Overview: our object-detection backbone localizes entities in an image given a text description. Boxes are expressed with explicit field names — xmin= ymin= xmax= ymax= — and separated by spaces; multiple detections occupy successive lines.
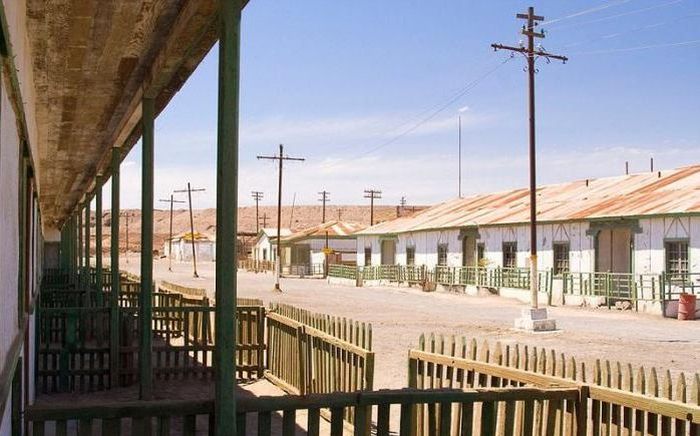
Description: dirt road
xmin=121 ymin=255 xmax=700 ymax=389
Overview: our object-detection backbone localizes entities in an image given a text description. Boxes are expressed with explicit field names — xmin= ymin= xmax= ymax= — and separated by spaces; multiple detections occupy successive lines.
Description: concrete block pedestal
xmin=514 ymin=308 xmax=557 ymax=332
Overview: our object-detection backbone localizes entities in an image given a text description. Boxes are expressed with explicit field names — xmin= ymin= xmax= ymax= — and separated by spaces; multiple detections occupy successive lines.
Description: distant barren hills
xmin=94 ymin=205 xmax=424 ymax=253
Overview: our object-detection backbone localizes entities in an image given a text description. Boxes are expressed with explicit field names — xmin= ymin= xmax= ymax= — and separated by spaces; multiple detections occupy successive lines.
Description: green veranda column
xmin=96 ymin=175 xmax=104 ymax=306
xmin=85 ymin=196 xmax=91 ymax=283
xmin=77 ymin=203 xmax=83 ymax=285
xmin=110 ymin=148 xmax=121 ymax=387
xmin=139 ymin=97 xmax=155 ymax=400
xmin=215 ymin=0 xmax=242 ymax=433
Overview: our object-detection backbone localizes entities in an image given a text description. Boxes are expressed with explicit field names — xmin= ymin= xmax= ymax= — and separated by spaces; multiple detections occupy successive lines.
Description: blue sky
xmin=108 ymin=0 xmax=700 ymax=209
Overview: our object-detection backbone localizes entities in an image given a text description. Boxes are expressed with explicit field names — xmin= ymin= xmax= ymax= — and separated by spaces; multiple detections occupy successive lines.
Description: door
xmin=381 ymin=240 xmax=396 ymax=265
xmin=595 ymin=227 xmax=633 ymax=298
xmin=595 ymin=228 xmax=632 ymax=273
xmin=462 ymin=236 xmax=476 ymax=267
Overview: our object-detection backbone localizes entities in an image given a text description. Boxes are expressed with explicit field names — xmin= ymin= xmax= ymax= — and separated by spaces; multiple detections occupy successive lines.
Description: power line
xmin=548 ymin=0 xmax=683 ymax=30
xmin=547 ymin=12 xmax=700 ymax=51
xmin=320 ymin=56 xmax=513 ymax=171
xmin=539 ymin=0 xmax=634 ymax=27
xmin=571 ymin=38 xmax=700 ymax=55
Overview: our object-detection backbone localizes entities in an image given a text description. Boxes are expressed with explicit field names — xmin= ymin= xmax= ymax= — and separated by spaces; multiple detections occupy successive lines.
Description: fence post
xmin=576 ymin=385 xmax=589 ymax=436
xmin=297 ymin=325 xmax=307 ymax=395
xmin=258 ymin=307 xmax=266 ymax=378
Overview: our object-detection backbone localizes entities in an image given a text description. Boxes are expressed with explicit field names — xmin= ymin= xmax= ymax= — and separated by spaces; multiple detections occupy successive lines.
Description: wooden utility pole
xmin=260 ymin=212 xmax=269 ymax=228
xmin=492 ymin=7 xmax=567 ymax=310
xmin=364 ymin=189 xmax=382 ymax=226
xmin=257 ymin=144 xmax=305 ymax=291
xmin=251 ymin=191 xmax=263 ymax=233
xmin=319 ymin=190 xmax=330 ymax=277
xmin=159 ymin=195 xmax=185 ymax=271
xmin=174 ymin=183 xmax=206 ymax=277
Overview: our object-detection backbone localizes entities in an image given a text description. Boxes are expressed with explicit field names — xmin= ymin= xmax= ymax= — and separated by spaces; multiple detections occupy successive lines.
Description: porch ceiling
xmin=27 ymin=0 xmax=247 ymax=229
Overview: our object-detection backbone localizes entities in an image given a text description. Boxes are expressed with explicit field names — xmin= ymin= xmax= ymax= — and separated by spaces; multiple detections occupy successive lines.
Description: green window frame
xmin=553 ymin=242 xmax=570 ymax=275
xmin=665 ymin=239 xmax=689 ymax=279
xmin=406 ymin=245 xmax=416 ymax=265
xmin=502 ymin=242 xmax=517 ymax=269
xmin=437 ymin=243 xmax=448 ymax=266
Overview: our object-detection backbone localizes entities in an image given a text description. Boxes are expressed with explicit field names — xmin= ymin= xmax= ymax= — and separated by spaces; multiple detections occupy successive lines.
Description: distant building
xmin=274 ymin=221 xmax=365 ymax=274
xmin=163 ymin=231 xmax=216 ymax=262
xmin=252 ymin=228 xmax=292 ymax=263
xmin=356 ymin=166 xmax=700 ymax=279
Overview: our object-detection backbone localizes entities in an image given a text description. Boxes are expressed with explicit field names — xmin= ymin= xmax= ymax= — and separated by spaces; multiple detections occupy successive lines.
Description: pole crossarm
xmin=491 ymin=44 xmax=568 ymax=63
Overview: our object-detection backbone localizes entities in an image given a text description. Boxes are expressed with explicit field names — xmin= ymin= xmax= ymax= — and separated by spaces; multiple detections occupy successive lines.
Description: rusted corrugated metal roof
xmin=281 ymin=221 xmax=366 ymax=243
xmin=360 ymin=165 xmax=700 ymax=235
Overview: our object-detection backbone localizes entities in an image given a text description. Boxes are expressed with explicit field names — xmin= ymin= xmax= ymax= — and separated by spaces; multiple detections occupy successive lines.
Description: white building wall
xmin=356 ymin=217 xmax=697 ymax=276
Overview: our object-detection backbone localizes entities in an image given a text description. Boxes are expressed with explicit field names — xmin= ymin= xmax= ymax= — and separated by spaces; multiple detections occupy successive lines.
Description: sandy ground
xmin=117 ymin=254 xmax=700 ymax=389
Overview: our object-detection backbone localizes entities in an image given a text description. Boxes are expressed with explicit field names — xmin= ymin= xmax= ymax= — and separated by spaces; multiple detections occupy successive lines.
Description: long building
xmin=356 ymin=166 xmax=700 ymax=279
xmin=0 ymin=1 xmax=248 ymax=433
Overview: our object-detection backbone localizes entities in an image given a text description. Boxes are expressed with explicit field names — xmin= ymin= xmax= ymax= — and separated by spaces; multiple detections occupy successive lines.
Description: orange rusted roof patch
xmin=360 ymin=165 xmax=700 ymax=235
xmin=280 ymin=221 xmax=366 ymax=243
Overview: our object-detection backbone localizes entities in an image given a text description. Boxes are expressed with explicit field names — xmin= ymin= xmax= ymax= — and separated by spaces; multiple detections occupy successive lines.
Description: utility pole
xmin=625 ymin=161 xmax=629 ymax=175
xmin=174 ymin=183 xmax=206 ymax=278
xmin=260 ymin=213 xmax=269 ymax=228
xmin=458 ymin=115 xmax=462 ymax=198
xmin=650 ymin=157 xmax=654 ymax=172
xmin=364 ymin=189 xmax=382 ymax=226
xmin=251 ymin=191 xmax=263 ymax=233
xmin=257 ymin=144 xmax=305 ymax=291
xmin=337 ymin=208 xmax=343 ymax=221
xmin=159 ymin=195 xmax=186 ymax=271
xmin=319 ymin=190 xmax=330 ymax=277
xmin=492 ymin=7 xmax=566 ymax=328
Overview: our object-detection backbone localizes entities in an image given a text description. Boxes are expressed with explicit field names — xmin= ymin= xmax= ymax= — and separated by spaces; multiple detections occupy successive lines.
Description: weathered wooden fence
xmin=409 ymin=333 xmax=700 ymax=436
xmin=265 ymin=303 xmax=374 ymax=397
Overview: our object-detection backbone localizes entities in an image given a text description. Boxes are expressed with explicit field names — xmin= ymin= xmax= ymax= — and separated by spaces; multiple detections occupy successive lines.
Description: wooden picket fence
xmin=265 ymin=303 xmax=375 ymax=427
xmin=409 ymin=333 xmax=700 ymax=435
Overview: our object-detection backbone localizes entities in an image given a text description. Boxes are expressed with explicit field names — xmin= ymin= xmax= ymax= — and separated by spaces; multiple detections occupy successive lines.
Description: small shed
xmin=252 ymin=228 xmax=292 ymax=263
xmin=163 ymin=231 xmax=216 ymax=262
xmin=274 ymin=221 xmax=365 ymax=272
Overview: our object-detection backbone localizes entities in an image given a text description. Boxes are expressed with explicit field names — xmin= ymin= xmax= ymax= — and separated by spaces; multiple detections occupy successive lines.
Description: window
xmin=665 ymin=240 xmax=689 ymax=278
xmin=364 ymin=247 xmax=372 ymax=266
xmin=437 ymin=243 xmax=448 ymax=266
xmin=477 ymin=243 xmax=485 ymax=263
xmin=262 ymin=248 xmax=268 ymax=260
xmin=406 ymin=246 xmax=416 ymax=265
xmin=553 ymin=242 xmax=570 ymax=275
xmin=502 ymin=242 xmax=517 ymax=268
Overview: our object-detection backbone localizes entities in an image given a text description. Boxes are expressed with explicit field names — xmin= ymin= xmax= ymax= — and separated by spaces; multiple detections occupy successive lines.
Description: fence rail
xmin=27 ymin=386 xmax=579 ymax=436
